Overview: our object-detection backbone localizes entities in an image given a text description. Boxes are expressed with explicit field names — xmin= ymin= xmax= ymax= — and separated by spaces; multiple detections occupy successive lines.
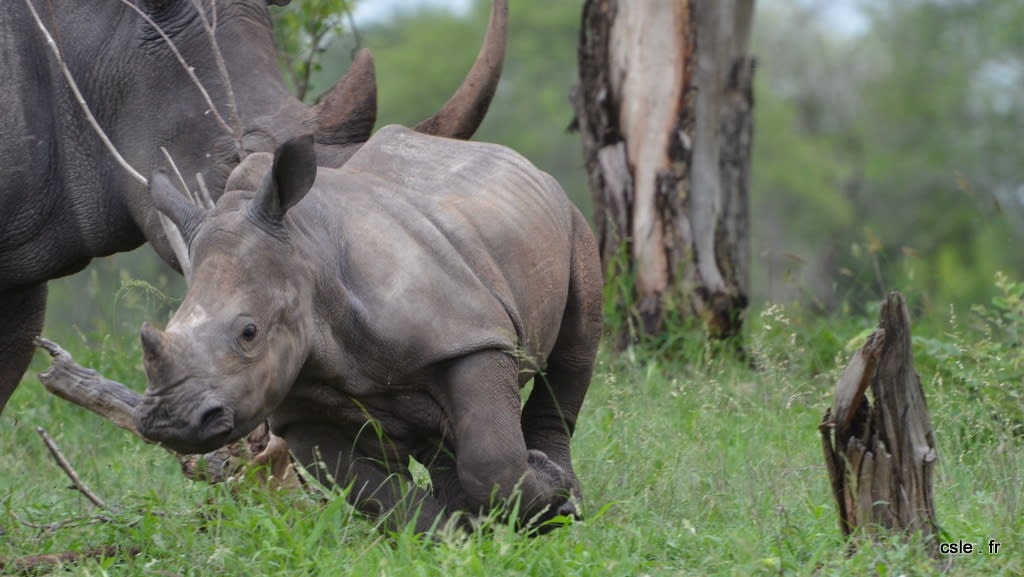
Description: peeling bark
xmin=820 ymin=292 xmax=938 ymax=550
xmin=573 ymin=0 xmax=753 ymax=344
xmin=35 ymin=338 xmax=299 ymax=491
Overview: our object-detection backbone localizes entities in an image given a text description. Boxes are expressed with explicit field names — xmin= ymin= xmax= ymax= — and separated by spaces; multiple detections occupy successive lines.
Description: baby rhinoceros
xmin=132 ymin=126 xmax=603 ymax=533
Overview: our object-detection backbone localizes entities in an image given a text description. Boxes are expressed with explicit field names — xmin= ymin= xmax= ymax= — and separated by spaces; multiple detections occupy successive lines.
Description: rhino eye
xmin=240 ymin=323 xmax=258 ymax=342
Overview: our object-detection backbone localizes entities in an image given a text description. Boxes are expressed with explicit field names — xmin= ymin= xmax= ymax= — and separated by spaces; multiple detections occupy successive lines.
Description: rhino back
xmin=310 ymin=126 xmax=577 ymax=378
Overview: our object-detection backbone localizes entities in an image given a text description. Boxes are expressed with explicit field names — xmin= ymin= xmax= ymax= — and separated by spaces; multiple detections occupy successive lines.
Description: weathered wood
xmin=36 ymin=338 xmax=146 ymax=439
xmin=0 ymin=546 xmax=140 ymax=574
xmin=34 ymin=338 xmax=300 ymax=490
xmin=820 ymin=292 xmax=938 ymax=549
xmin=573 ymin=0 xmax=752 ymax=344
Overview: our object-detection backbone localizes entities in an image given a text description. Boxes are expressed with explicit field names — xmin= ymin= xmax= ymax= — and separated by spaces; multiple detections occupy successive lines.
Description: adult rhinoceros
xmin=133 ymin=127 xmax=603 ymax=532
xmin=0 ymin=0 xmax=506 ymax=414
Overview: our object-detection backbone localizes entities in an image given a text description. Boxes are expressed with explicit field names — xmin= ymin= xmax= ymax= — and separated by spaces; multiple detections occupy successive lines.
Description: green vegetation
xmin=7 ymin=0 xmax=1023 ymax=574
xmin=2 ymin=277 xmax=1020 ymax=575
xmin=753 ymin=0 xmax=1024 ymax=312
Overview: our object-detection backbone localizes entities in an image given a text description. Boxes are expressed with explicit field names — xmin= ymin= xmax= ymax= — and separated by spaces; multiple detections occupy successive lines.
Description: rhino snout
xmin=134 ymin=396 xmax=237 ymax=455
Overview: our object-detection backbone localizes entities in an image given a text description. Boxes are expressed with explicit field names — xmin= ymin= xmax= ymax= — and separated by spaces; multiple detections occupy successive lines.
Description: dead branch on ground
xmin=0 ymin=546 xmax=140 ymax=574
xmin=35 ymin=338 xmax=301 ymax=491
xmin=36 ymin=427 xmax=112 ymax=511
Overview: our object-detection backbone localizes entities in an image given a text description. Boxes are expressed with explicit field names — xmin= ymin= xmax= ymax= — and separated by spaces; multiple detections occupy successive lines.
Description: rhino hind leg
xmin=282 ymin=423 xmax=449 ymax=534
xmin=520 ymin=211 xmax=603 ymax=515
xmin=0 ymin=284 xmax=48 ymax=414
xmin=442 ymin=350 xmax=577 ymax=527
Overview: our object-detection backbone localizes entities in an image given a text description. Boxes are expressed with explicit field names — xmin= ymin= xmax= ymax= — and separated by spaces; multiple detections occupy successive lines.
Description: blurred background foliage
xmin=43 ymin=0 xmax=1024 ymax=341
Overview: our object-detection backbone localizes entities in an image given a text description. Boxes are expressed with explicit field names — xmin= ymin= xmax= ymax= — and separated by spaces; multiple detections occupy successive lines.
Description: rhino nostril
xmin=198 ymin=405 xmax=230 ymax=435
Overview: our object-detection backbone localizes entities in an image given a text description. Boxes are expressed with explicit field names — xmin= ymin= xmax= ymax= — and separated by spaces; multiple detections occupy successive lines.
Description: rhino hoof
xmin=526 ymin=449 xmax=573 ymax=491
xmin=556 ymin=496 xmax=580 ymax=520
xmin=525 ymin=449 xmax=582 ymax=532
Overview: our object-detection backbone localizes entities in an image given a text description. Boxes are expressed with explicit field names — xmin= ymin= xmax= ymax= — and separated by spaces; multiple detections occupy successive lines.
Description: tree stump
xmin=820 ymin=292 xmax=938 ymax=548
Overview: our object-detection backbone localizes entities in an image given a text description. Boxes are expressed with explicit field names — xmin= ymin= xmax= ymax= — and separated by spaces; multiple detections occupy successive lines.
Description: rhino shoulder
xmin=346 ymin=125 xmax=557 ymax=193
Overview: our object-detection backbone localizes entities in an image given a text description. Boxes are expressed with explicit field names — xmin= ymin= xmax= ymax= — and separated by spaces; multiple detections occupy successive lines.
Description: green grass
xmin=1 ymin=297 xmax=1021 ymax=576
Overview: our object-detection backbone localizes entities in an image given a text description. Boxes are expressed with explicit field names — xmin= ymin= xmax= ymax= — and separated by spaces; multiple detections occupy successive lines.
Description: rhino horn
xmin=150 ymin=171 xmax=207 ymax=279
xmin=140 ymin=322 xmax=166 ymax=363
xmin=251 ymin=134 xmax=317 ymax=224
xmin=414 ymin=0 xmax=508 ymax=140
xmin=150 ymin=171 xmax=205 ymax=236
xmin=315 ymin=49 xmax=377 ymax=146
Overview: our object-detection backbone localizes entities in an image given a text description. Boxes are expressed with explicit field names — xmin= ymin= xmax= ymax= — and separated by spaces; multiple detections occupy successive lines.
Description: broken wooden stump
xmin=820 ymin=292 xmax=938 ymax=550
xmin=35 ymin=337 xmax=299 ymax=491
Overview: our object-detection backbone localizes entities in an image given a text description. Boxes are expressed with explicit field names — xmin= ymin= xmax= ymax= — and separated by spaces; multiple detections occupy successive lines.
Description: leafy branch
xmin=272 ymin=0 xmax=359 ymax=102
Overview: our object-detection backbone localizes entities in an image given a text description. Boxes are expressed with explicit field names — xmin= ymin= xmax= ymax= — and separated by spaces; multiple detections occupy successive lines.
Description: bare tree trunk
xmin=821 ymin=292 xmax=938 ymax=550
xmin=573 ymin=0 xmax=754 ymax=344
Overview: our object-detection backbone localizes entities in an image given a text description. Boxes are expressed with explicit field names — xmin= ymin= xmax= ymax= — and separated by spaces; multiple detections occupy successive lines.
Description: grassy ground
xmin=0 ymin=294 xmax=1020 ymax=576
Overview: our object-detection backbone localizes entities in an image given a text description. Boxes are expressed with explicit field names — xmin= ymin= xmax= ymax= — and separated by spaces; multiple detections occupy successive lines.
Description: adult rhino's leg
xmin=0 ymin=284 xmax=47 ymax=414
xmin=283 ymin=423 xmax=449 ymax=534
xmin=521 ymin=213 xmax=603 ymax=511
xmin=442 ymin=350 xmax=575 ymax=526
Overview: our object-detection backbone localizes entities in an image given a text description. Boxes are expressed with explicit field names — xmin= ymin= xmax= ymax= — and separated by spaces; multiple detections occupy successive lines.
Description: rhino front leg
xmin=0 ymin=284 xmax=47 ymax=414
xmin=442 ymin=350 xmax=575 ymax=526
xmin=283 ymin=423 xmax=450 ymax=534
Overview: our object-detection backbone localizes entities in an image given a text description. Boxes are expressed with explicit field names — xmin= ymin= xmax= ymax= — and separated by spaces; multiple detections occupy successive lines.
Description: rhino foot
xmin=525 ymin=449 xmax=581 ymax=531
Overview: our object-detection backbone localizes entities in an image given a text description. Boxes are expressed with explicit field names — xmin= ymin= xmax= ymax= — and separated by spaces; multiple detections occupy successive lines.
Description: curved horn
xmin=414 ymin=0 xmax=508 ymax=140
xmin=150 ymin=170 xmax=205 ymax=282
xmin=314 ymin=49 xmax=377 ymax=146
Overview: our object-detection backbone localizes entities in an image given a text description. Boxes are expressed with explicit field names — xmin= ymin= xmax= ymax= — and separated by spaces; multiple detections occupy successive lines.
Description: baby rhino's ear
xmin=250 ymin=134 xmax=318 ymax=224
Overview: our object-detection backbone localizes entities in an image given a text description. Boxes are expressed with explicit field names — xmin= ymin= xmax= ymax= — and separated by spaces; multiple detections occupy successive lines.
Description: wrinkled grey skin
xmin=134 ymin=127 xmax=603 ymax=532
xmin=0 ymin=0 xmax=339 ymax=415
xmin=0 ymin=0 xmax=503 ymax=415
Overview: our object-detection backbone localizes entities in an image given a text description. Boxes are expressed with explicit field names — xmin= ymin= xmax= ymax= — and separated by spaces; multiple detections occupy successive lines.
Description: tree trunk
xmin=821 ymin=292 xmax=938 ymax=550
xmin=573 ymin=0 xmax=754 ymax=344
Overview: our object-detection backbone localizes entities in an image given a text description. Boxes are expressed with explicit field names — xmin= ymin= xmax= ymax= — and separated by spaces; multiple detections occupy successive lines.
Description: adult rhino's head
xmin=134 ymin=135 xmax=319 ymax=454
xmin=126 ymin=0 xmax=506 ymax=267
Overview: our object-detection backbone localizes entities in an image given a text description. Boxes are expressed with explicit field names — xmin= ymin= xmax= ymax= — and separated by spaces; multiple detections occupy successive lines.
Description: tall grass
xmin=0 ymin=278 xmax=1020 ymax=576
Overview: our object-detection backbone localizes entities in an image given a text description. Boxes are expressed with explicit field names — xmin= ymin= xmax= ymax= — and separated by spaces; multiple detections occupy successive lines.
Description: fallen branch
xmin=13 ymin=512 xmax=113 ymax=534
xmin=36 ymin=427 xmax=112 ymax=511
xmin=34 ymin=338 xmax=301 ymax=491
xmin=0 ymin=546 xmax=140 ymax=574
xmin=36 ymin=338 xmax=145 ymax=439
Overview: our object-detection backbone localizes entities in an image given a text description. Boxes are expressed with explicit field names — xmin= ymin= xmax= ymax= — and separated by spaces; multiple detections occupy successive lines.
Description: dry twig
xmin=190 ymin=0 xmax=244 ymax=156
xmin=114 ymin=0 xmax=234 ymax=137
xmin=13 ymin=512 xmax=113 ymax=534
xmin=35 ymin=427 xmax=112 ymax=511
xmin=22 ymin=0 xmax=147 ymax=185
